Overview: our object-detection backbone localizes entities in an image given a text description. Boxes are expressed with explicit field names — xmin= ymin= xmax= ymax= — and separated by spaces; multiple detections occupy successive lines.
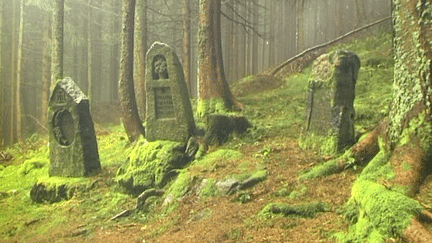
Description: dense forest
xmin=0 ymin=0 xmax=390 ymax=146
xmin=2 ymin=0 xmax=432 ymax=242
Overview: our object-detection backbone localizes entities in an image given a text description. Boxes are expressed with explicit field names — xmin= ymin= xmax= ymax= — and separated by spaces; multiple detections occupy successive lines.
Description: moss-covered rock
xmin=115 ymin=139 xmax=191 ymax=195
xmin=260 ymin=201 xmax=331 ymax=218
xmin=30 ymin=176 xmax=90 ymax=203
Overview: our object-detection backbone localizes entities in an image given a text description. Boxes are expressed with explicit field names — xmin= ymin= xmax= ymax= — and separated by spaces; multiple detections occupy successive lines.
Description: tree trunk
xmin=110 ymin=0 xmax=121 ymax=101
xmin=119 ymin=0 xmax=145 ymax=142
xmin=87 ymin=0 xmax=93 ymax=101
xmin=41 ymin=14 xmax=51 ymax=131
xmin=134 ymin=0 xmax=147 ymax=118
xmin=305 ymin=0 xmax=432 ymax=240
xmin=92 ymin=0 xmax=103 ymax=103
xmin=0 ymin=0 xmax=3 ymax=145
xmin=182 ymin=0 xmax=191 ymax=95
xmin=355 ymin=0 xmax=367 ymax=28
xmin=15 ymin=0 xmax=24 ymax=142
xmin=197 ymin=0 xmax=243 ymax=115
xmin=251 ymin=1 xmax=258 ymax=74
xmin=385 ymin=0 xmax=432 ymax=196
xmin=9 ymin=1 xmax=18 ymax=144
xmin=224 ymin=0 xmax=234 ymax=83
xmin=51 ymin=0 xmax=64 ymax=87
xmin=296 ymin=0 xmax=305 ymax=53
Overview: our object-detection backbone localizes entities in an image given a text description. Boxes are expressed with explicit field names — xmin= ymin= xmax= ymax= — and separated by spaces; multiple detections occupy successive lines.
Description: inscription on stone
xmin=305 ymin=50 xmax=360 ymax=152
xmin=155 ymin=87 xmax=175 ymax=119
xmin=146 ymin=42 xmax=196 ymax=143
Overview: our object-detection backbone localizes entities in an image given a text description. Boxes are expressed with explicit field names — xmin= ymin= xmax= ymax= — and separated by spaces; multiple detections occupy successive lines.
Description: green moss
xmin=298 ymin=133 xmax=338 ymax=156
xmin=251 ymin=169 xmax=267 ymax=181
xmin=196 ymin=97 xmax=229 ymax=118
xmin=298 ymin=159 xmax=341 ymax=181
xmin=94 ymin=192 xmax=132 ymax=219
xmin=288 ymin=184 xmax=308 ymax=199
xmin=166 ymin=169 xmax=192 ymax=200
xmin=298 ymin=150 xmax=354 ymax=181
xmin=345 ymin=179 xmax=422 ymax=240
xmin=97 ymin=124 xmax=131 ymax=167
xmin=115 ymin=138 xmax=188 ymax=195
xmin=399 ymin=112 xmax=432 ymax=152
xmin=260 ymin=201 xmax=330 ymax=218
xmin=199 ymin=178 xmax=220 ymax=197
xmin=192 ymin=149 xmax=242 ymax=171
xmin=358 ymin=150 xmax=392 ymax=182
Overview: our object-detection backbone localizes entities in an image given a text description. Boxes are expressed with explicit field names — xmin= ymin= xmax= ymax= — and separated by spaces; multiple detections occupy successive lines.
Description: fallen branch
xmin=24 ymin=115 xmax=48 ymax=132
xmin=270 ymin=16 xmax=391 ymax=77
xmin=109 ymin=209 xmax=132 ymax=221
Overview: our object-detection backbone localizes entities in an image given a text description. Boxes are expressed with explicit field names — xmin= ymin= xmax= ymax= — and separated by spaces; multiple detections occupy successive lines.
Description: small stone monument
xmin=145 ymin=42 xmax=196 ymax=143
xmin=48 ymin=77 xmax=101 ymax=177
xmin=305 ymin=50 xmax=361 ymax=151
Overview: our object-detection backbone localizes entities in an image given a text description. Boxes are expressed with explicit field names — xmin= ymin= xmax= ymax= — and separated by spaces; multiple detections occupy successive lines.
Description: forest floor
xmin=0 ymin=32 xmax=398 ymax=242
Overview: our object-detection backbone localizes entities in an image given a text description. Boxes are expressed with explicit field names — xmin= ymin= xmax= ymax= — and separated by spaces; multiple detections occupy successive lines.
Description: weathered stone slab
xmin=48 ymin=77 xmax=101 ymax=177
xmin=145 ymin=42 xmax=196 ymax=143
xmin=305 ymin=50 xmax=361 ymax=151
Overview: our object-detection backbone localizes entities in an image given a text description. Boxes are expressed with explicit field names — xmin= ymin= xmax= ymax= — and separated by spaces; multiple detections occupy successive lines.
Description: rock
xmin=305 ymin=50 xmax=361 ymax=152
xmin=48 ymin=77 xmax=101 ymax=177
xmin=145 ymin=42 xmax=196 ymax=143
xmin=30 ymin=183 xmax=75 ymax=203
xmin=215 ymin=178 xmax=240 ymax=195
xmin=136 ymin=188 xmax=164 ymax=209
xmin=115 ymin=140 xmax=192 ymax=195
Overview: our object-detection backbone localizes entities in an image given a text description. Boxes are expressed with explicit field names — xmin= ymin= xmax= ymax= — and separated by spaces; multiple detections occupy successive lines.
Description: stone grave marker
xmin=48 ymin=77 xmax=101 ymax=177
xmin=145 ymin=42 xmax=196 ymax=143
xmin=305 ymin=50 xmax=361 ymax=151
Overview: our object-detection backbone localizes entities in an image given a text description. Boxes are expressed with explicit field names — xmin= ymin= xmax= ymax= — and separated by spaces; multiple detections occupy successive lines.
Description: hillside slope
xmin=0 ymin=32 xmax=394 ymax=243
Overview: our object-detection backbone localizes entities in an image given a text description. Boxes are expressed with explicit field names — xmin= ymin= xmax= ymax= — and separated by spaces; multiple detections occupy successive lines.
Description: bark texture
xmin=15 ymin=0 xmax=24 ymax=142
xmin=197 ymin=0 xmax=242 ymax=112
xmin=41 ymin=14 xmax=51 ymax=131
xmin=51 ymin=0 xmax=64 ymax=87
xmin=134 ymin=0 xmax=147 ymax=117
xmin=119 ymin=0 xmax=145 ymax=142
xmin=182 ymin=0 xmax=191 ymax=95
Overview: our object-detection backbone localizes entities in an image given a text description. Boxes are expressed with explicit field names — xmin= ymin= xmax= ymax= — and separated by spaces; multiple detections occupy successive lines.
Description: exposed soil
xmin=5 ymin=137 xmax=356 ymax=243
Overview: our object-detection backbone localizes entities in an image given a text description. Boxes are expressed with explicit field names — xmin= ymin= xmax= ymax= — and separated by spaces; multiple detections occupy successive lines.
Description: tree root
xmin=402 ymin=218 xmax=432 ymax=243
xmin=299 ymin=120 xmax=388 ymax=180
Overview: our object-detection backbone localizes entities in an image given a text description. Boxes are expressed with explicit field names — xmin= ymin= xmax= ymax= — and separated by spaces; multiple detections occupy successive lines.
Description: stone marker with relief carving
xmin=145 ymin=42 xmax=196 ymax=143
xmin=48 ymin=77 xmax=101 ymax=177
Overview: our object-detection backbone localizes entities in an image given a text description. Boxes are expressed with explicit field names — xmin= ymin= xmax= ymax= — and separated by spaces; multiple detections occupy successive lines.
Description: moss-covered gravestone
xmin=48 ymin=77 xmax=101 ymax=177
xmin=145 ymin=42 xmax=196 ymax=143
xmin=305 ymin=50 xmax=361 ymax=151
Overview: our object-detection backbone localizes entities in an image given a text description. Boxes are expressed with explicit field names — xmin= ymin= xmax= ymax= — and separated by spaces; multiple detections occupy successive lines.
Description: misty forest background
xmin=0 ymin=0 xmax=391 ymax=146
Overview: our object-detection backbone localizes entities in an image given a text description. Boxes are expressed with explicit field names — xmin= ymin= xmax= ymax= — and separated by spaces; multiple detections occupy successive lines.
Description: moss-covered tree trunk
xmin=197 ymin=0 xmax=243 ymax=116
xmin=119 ymin=0 xmax=145 ymax=142
xmin=351 ymin=0 xmax=432 ymax=241
xmin=302 ymin=0 xmax=432 ymax=241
